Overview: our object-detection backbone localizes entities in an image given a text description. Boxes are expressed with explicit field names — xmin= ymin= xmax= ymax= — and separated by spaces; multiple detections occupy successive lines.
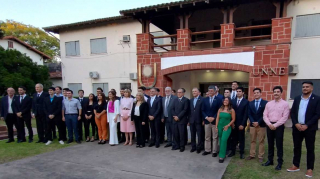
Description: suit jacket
xmin=147 ymin=96 xmax=162 ymax=121
xmin=32 ymin=92 xmax=49 ymax=116
xmin=43 ymin=96 xmax=62 ymax=119
xmin=232 ymin=98 xmax=249 ymax=127
xmin=291 ymin=93 xmax=320 ymax=130
xmin=12 ymin=95 xmax=32 ymax=120
xmin=201 ymin=96 xmax=222 ymax=124
xmin=216 ymin=94 xmax=223 ymax=101
xmin=171 ymin=96 xmax=189 ymax=124
xmin=144 ymin=94 xmax=150 ymax=99
xmin=77 ymin=97 xmax=89 ymax=116
xmin=248 ymin=99 xmax=268 ymax=127
xmin=161 ymin=95 xmax=177 ymax=123
xmin=1 ymin=96 xmax=14 ymax=119
xmin=189 ymin=96 xmax=204 ymax=124
xmin=131 ymin=102 xmax=148 ymax=122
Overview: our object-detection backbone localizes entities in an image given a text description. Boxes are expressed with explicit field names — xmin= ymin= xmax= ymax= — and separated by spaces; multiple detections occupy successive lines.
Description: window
xmin=8 ymin=41 xmax=13 ymax=48
xmin=68 ymin=83 xmax=82 ymax=96
xmin=120 ymin=83 xmax=131 ymax=90
xmin=93 ymin=83 xmax=108 ymax=96
xmin=65 ymin=41 xmax=80 ymax=56
xmin=151 ymin=32 xmax=164 ymax=45
xmin=290 ymin=79 xmax=320 ymax=99
xmin=295 ymin=13 xmax=320 ymax=38
xmin=90 ymin=38 xmax=107 ymax=54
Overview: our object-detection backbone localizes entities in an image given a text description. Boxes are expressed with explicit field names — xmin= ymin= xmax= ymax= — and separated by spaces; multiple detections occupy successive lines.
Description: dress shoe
xmin=306 ymin=169 xmax=313 ymax=178
xmin=28 ymin=139 xmax=33 ymax=143
xmin=190 ymin=148 xmax=196 ymax=153
xmin=180 ymin=148 xmax=185 ymax=152
xmin=155 ymin=144 xmax=160 ymax=148
xmin=287 ymin=165 xmax=300 ymax=172
xmin=148 ymin=143 xmax=155 ymax=147
xmin=219 ymin=158 xmax=225 ymax=163
xmin=76 ymin=140 xmax=81 ymax=144
xmin=67 ymin=140 xmax=73 ymax=144
xmin=246 ymin=156 xmax=255 ymax=160
xmin=164 ymin=144 xmax=172 ymax=148
xmin=275 ymin=164 xmax=282 ymax=170
xmin=6 ymin=140 xmax=14 ymax=143
xmin=196 ymin=149 xmax=201 ymax=154
xmin=172 ymin=147 xmax=180 ymax=150
xmin=262 ymin=161 xmax=274 ymax=166
xmin=212 ymin=153 xmax=218 ymax=157
xmin=36 ymin=140 xmax=42 ymax=143
xmin=202 ymin=151 xmax=210 ymax=156
xmin=17 ymin=140 xmax=22 ymax=143
xmin=228 ymin=152 xmax=235 ymax=157
xmin=240 ymin=154 xmax=245 ymax=159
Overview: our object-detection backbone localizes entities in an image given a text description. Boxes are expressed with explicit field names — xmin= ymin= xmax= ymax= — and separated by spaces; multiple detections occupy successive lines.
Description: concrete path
xmin=0 ymin=142 xmax=230 ymax=179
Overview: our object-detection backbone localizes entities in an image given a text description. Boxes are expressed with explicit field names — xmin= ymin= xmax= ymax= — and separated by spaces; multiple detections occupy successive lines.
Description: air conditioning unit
xmin=89 ymin=71 xmax=99 ymax=79
xmin=129 ymin=73 xmax=137 ymax=80
xmin=123 ymin=35 xmax=130 ymax=42
xmin=288 ymin=64 xmax=299 ymax=75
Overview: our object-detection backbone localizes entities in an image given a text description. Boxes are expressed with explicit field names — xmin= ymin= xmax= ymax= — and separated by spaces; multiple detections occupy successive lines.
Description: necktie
xmin=232 ymin=92 xmax=235 ymax=99
xmin=37 ymin=94 xmax=40 ymax=98
xmin=151 ymin=97 xmax=154 ymax=107
xmin=164 ymin=97 xmax=169 ymax=117
xmin=255 ymin=101 xmax=259 ymax=111
xmin=20 ymin=96 xmax=23 ymax=103
xmin=210 ymin=97 xmax=213 ymax=107
xmin=193 ymin=98 xmax=197 ymax=108
xmin=80 ymin=99 xmax=82 ymax=103
xmin=237 ymin=100 xmax=240 ymax=107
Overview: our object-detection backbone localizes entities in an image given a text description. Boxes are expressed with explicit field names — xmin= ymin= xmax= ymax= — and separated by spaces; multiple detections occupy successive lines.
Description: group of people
xmin=1 ymin=81 xmax=319 ymax=178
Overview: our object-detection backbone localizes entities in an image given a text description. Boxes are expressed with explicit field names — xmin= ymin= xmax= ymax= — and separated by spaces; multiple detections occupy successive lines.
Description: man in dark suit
xmin=32 ymin=83 xmax=49 ymax=143
xmin=161 ymin=87 xmax=177 ymax=148
xmin=202 ymin=85 xmax=222 ymax=157
xmin=171 ymin=88 xmax=189 ymax=152
xmin=44 ymin=87 xmax=63 ymax=145
xmin=0 ymin=88 xmax=17 ymax=143
xmin=246 ymin=88 xmax=268 ymax=163
xmin=12 ymin=86 xmax=33 ymax=143
xmin=287 ymin=81 xmax=320 ymax=178
xmin=77 ymin=90 xmax=88 ymax=141
xmin=189 ymin=87 xmax=204 ymax=153
xmin=155 ymin=87 xmax=165 ymax=143
xmin=215 ymin=86 xmax=223 ymax=100
xmin=230 ymin=87 xmax=249 ymax=159
xmin=147 ymin=87 xmax=162 ymax=148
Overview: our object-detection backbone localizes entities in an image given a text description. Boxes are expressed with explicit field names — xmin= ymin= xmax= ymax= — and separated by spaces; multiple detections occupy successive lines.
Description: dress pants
xmin=58 ymin=115 xmax=67 ymax=141
xmin=230 ymin=126 xmax=245 ymax=154
xmin=160 ymin=120 xmax=165 ymax=143
xmin=190 ymin=122 xmax=203 ymax=150
xmin=5 ymin=114 xmax=17 ymax=141
xmin=51 ymin=125 xmax=56 ymax=138
xmin=165 ymin=118 xmax=173 ymax=145
xmin=204 ymin=123 xmax=218 ymax=153
xmin=77 ymin=116 xmax=84 ymax=140
xmin=173 ymin=122 xmax=186 ymax=149
xmin=84 ymin=116 xmax=96 ymax=138
xmin=249 ymin=126 xmax=266 ymax=158
xmin=65 ymin=114 xmax=79 ymax=141
xmin=266 ymin=124 xmax=284 ymax=165
xmin=17 ymin=117 xmax=33 ymax=141
xmin=35 ymin=114 xmax=46 ymax=142
xmin=95 ymin=113 xmax=108 ymax=140
xmin=117 ymin=122 xmax=125 ymax=142
xmin=133 ymin=116 xmax=145 ymax=146
xmin=150 ymin=119 xmax=160 ymax=145
xmin=292 ymin=126 xmax=316 ymax=170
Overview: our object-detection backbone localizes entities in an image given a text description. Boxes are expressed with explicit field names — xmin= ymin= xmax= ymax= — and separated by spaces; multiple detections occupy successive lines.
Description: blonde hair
xmin=124 ymin=89 xmax=131 ymax=97
xmin=135 ymin=92 xmax=145 ymax=103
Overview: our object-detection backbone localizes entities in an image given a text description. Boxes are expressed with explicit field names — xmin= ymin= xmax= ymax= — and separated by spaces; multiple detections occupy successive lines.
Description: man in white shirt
xmin=231 ymin=81 xmax=239 ymax=100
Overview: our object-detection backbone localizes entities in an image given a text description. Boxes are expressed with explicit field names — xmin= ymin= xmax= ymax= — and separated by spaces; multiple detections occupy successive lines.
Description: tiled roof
xmin=43 ymin=16 xmax=132 ymax=34
xmin=2 ymin=36 xmax=51 ymax=59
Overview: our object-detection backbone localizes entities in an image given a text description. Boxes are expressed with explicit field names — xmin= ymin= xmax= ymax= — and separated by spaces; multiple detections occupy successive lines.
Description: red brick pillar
xmin=177 ymin=29 xmax=191 ymax=51
xmin=136 ymin=33 xmax=153 ymax=54
xmin=220 ymin=24 xmax=235 ymax=47
xmin=271 ymin=17 xmax=292 ymax=44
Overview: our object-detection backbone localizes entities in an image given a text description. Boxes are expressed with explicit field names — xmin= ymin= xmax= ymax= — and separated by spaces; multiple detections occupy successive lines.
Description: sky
xmin=0 ymin=0 xmax=179 ymax=28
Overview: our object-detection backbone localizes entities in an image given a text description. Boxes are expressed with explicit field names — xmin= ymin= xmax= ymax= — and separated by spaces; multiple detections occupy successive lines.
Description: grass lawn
xmin=0 ymin=119 xmax=74 ymax=164
xmin=223 ymin=128 xmax=320 ymax=179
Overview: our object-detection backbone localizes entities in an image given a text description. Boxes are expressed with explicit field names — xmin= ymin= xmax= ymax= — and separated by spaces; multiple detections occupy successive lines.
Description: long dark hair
xmin=108 ymin=90 xmax=116 ymax=102
xmin=220 ymin=97 xmax=233 ymax=113
xmin=97 ymin=93 xmax=106 ymax=105
xmin=88 ymin=93 xmax=96 ymax=103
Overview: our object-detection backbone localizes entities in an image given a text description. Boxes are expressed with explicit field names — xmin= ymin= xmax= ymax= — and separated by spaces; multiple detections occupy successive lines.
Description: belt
xmin=65 ymin=114 xmax=78 ymax=115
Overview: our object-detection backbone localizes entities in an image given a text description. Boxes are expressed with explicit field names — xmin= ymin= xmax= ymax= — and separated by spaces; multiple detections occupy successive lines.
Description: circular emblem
xmin=142 ymin=65 xmax=153 ymax=77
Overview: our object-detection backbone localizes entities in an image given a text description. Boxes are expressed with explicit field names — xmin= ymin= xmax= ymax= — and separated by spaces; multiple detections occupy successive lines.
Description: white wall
xmin=286 ymin=0 xmax=320 ymax=101
xmin=0 ymin=39 xmax=44 ymax=65
xmin=50 ymin=79 xmax=63 ymax=87
xmin=59 ymin=20 xmax=162 ymax=96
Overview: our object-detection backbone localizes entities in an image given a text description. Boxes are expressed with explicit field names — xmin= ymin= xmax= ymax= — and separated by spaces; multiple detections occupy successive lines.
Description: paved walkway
xmin=0 ymin=142 xmax=230 ymax=179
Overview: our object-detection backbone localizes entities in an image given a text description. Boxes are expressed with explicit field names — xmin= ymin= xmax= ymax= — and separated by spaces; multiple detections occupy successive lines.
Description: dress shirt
xmin=237 ymin=97 xmax=243 ymax=106
xmin=55 ymin=93 xmax=63 ymax=97
xmin=298 ymin=94 xmax=311 ymax=124
xmin=231 ymin=90 xmax=237 ymax=99
xmin=193 ymin=95 xmax=199 ymax=107
xmin=63 ymin=98 xmax=82 ymax=114
xmin=255 ymin=98 xmax=261 ymax=111
xmin=134 ymin=105 xmax=140 ymax=116
xmin=37 ymin=91 xmax=43 ymax=97
xmin=150 ymin=96 xmax=156 ymax=107
xmin=263 ymin=99 xmax=290 ymax=128
xmin=8 ymin=96 xmax=14 ymax=114
xmin=164 ymin=95 xmax=170 ymax=117
xmin=78 ymin=98 xmax=83 ymax=103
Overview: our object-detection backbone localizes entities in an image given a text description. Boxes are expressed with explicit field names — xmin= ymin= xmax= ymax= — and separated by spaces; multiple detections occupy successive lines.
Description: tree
xmin=0 ymin=20 xmax=59 ymax=62
xmin=0 ymin=46 xmax=52 ymax=95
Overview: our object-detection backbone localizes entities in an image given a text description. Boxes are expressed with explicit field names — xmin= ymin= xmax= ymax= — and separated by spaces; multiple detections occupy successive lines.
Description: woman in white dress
xmin=107 ymin=90 xmax=120 ymax=146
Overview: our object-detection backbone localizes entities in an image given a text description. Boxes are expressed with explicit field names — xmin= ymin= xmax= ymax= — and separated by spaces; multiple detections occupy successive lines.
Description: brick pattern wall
xmin=177 ymin=29 xmax=191 ymax=51
xmin=272 ymin=17 xmax=292 ymax=44
xmin=137 ymin=33 xmax=153 ymax=54
xmin=220 ymin=24 xmax=235 ymax=47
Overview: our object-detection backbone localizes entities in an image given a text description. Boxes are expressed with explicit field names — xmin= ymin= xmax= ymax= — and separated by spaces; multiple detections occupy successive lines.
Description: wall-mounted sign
xmin=252 ymin=67 xmax=286 ymax=76
xmin=138 ymin=63 xmax=157 ymax=89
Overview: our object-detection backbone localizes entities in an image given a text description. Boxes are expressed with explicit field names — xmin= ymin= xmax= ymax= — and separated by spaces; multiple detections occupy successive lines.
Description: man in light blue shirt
xmin=297 ymin=95 xmax=311 ymax=124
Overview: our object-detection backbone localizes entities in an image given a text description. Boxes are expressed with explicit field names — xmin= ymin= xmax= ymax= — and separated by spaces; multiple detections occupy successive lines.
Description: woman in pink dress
xmin=120 ymin=89 xmax=135 ymax=145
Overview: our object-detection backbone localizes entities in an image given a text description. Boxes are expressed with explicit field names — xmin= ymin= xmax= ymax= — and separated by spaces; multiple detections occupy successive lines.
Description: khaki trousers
xmin=205 ymin=123 xmax=218 ymax=153
xmin=249 ymin=126 xmax=266 ymax=158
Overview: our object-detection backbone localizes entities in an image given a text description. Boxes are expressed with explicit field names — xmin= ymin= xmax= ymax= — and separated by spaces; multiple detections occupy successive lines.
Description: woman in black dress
xmin=84 ymin=93 xmax=96 ymax=142
xmin=131 ymin=92 xmax=148 ymax=148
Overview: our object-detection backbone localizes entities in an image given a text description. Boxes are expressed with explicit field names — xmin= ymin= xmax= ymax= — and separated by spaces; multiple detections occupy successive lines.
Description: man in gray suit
xmin=161 ymin=87 xmax=177 ymax=148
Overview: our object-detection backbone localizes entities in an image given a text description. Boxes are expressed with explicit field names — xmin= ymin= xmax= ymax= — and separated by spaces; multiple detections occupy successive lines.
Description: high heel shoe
xmin=90 ymin=137 xmax=95 ymax=142
xmin=101 ymin=140 xmax=106 ymax=144
xmin=98 ymin=140 xmax=102 ymax=144
xmin=219 ymin=158 xmax=225 ymax=163
xmin=129 ymin=141 xmax=133 ymax=146
xmin=124 ymin=141 xmax=129 ymax=146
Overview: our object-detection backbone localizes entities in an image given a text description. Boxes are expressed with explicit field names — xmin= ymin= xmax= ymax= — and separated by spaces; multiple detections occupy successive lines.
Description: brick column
xmin=177 ymin=29 xmax=191 ymax=51
xmin=136 ymin=33 xmax=153 ymax=54
xmin=271 ymin=17 xmax=292 ymax=44
xmin=220 ymin=24 xmax=235 ymax=47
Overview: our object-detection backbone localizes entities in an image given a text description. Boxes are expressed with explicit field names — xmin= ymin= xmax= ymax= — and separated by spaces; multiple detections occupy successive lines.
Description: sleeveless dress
xmin=218 ymin=112 xmax=232 ymax=158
